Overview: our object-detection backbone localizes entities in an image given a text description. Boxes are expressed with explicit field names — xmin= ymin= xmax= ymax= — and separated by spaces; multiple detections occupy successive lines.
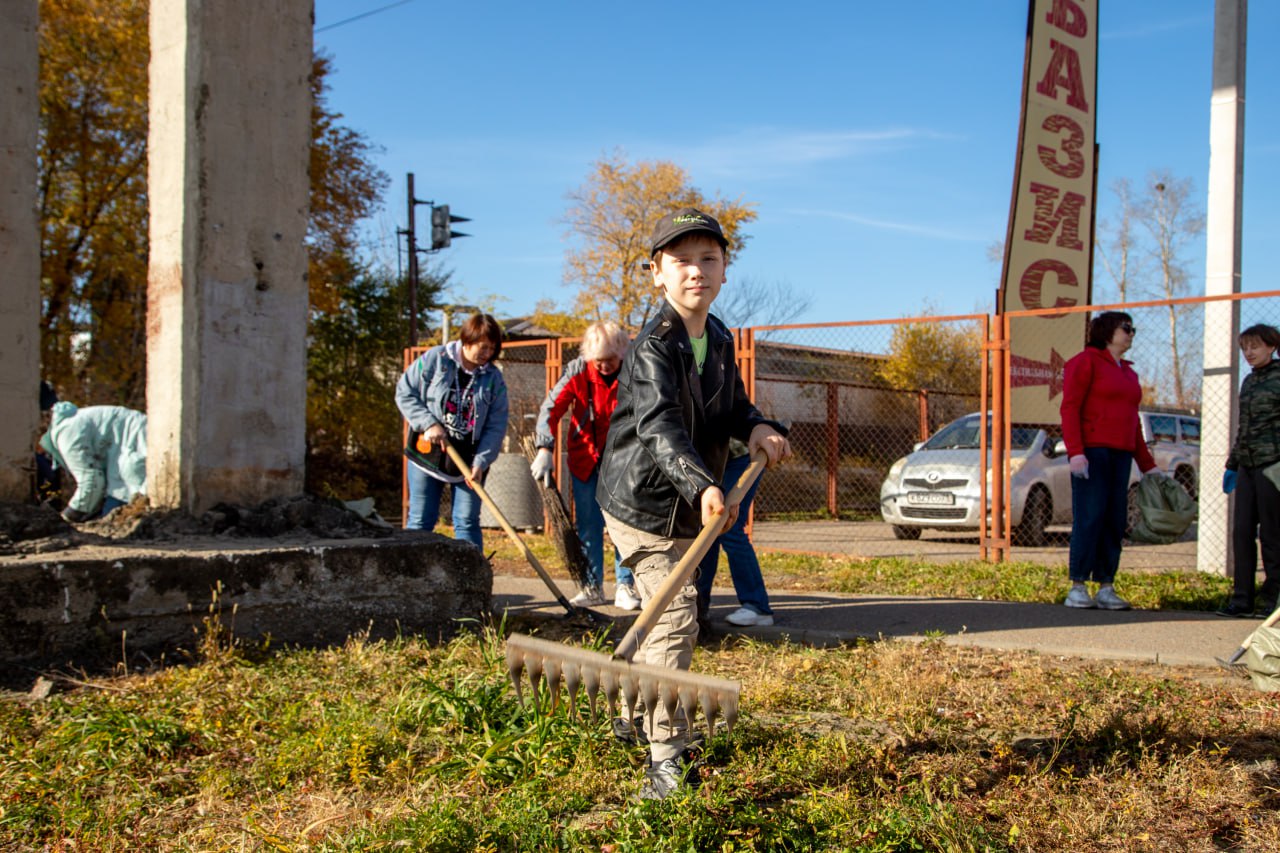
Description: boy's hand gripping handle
xmin=612 ymin=451 xmax=768 ymax=662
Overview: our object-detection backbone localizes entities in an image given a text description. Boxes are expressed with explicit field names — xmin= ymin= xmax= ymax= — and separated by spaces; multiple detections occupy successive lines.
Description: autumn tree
xmin=307 ymin=266 xmax=445 ymax=508
xmin=562 ymin=154 xmax=757 ymax=332
xmin=876 ymin=312 xmax=984 ymax=396
xmin=38 ymin=0 xmax=150 ymax=406
xmin=37 ymin=0 xmax=387 ymax=406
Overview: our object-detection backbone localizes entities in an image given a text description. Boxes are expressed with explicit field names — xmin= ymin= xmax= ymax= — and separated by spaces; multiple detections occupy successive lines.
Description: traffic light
xmin=430 ymin=204 xmax=471 ymax=251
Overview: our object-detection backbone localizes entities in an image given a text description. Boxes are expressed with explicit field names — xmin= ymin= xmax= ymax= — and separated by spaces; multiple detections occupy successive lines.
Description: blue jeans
xmin=405 ymin=463 xmax=483 ymax=550
xmin=572 ymin=468 xmax=632 ymax=589
xmin=1068 ymin=447 xmax=1132 ymax=584
xmin=695 ymin=454 xmax=772 ymax=615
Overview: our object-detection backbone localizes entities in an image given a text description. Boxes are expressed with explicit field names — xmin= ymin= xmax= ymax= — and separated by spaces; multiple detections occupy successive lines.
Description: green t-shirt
xmin=690 ymin=332 xmax=707 ymax=375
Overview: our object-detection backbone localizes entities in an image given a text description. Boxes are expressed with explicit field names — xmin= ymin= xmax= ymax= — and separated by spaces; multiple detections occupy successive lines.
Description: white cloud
xmin=643 ymin=126 xmax=956 ymax=180
xmin=785 ymin=207 xmax=985 ymax=242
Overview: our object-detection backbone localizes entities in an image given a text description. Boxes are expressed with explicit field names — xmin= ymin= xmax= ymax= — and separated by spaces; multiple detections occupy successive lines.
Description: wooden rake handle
xmin=443 ymin=439 xmax=577 ymax=615
xmin=612 ymin=450 xmax=768 ymax=662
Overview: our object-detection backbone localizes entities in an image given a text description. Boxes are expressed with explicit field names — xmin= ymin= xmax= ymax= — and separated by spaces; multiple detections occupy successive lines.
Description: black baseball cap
xmin=649 ymin=207 xmax=728 ymax=257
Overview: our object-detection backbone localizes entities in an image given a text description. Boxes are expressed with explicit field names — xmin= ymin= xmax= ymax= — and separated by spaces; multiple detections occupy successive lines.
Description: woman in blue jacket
xmin=395 ymin=313 xmax=508 ymax=549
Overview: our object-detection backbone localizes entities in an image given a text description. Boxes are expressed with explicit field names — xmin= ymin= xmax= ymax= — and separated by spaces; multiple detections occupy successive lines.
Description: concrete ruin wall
xmin=0 ymin=0 xmax=41 ymax=502
xmin=146 ymin=0 xmax=313 ymax=512
xmin=0 ymin=534 xmax=492 ymax=682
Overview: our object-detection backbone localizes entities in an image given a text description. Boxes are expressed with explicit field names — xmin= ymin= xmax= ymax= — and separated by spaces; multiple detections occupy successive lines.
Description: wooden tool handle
xmin=612 ymin=451 xmax=768 ymax=662
xmin=443 ymin=439 xmax=576 ymax=614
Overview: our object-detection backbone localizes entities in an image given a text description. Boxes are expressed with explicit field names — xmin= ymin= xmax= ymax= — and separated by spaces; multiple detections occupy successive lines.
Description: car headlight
xmin=887 ymin=457 xmax=908 ymax=480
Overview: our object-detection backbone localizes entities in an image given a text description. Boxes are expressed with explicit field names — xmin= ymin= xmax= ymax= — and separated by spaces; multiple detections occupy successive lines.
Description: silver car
xmin=879 ymin=413 xmax=1072 ymax=546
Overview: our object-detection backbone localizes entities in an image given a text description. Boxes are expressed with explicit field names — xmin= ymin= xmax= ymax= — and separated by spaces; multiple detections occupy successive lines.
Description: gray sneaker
xmin=639 ymin=757 xmax=687 ymax=800
xmin=1094 ymin=586 xmax=1132 ymax=611
xmin=1064 ymin=585 xmax=1096 ymax=608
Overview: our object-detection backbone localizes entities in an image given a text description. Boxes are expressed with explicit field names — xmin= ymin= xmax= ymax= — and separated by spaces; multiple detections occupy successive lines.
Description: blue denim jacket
xmin=395 ymin=341 xmax=509 ymax=472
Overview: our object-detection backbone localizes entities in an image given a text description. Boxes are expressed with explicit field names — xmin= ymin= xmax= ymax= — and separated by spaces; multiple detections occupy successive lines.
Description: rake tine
xmin=563 ymin=661 xmax=582 ymax=719
xmin=601 ymin=667 xmax=620 ymax=721
xmin=640 ymin=675 xmax=660 ymax=740
xmin=659 ymin=680 xmax=681 ymax=732
xmin=699 ymin=686 xmax=719 ymax=739
xmin=721 ymin=689 xmax=740 ymax=733
xmin=544 ymin=657 xmax=563 ymax=711
xmin=506 ymin=644 xmax=526 ymax=705
xmin=525 ymin=653 xmax=545 ymax=713
xmin=582 ymin=665 xmax=602 ymax=723
xmin=622 ymin=672 xmax=641 ymax=727
xmin=677 ymin=683 xmax=701 ymax=736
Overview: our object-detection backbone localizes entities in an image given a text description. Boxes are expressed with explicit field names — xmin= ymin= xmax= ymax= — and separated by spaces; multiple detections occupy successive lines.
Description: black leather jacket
xmin=597 ymin=302 xmax=786 ymax=538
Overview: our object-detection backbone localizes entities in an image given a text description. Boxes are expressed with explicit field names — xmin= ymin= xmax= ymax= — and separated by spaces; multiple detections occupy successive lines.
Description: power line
xmin=315 ymin=0 xmax=418 ymax=34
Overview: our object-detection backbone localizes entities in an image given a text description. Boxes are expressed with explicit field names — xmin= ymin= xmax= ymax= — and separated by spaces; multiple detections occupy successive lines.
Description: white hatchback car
xmin=879 ymin=411 xmax=1199 ymax=545
xmin=879 ymin=413 xmax=1071 ymax=546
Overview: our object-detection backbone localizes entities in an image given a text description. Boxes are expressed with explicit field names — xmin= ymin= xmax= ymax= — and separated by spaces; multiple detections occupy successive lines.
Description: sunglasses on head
xmin=1121 ymin=323 xmax=1136 ymax=334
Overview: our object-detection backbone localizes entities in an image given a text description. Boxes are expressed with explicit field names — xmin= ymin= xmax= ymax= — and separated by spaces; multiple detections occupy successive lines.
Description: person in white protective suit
xmin=39 ymin=401 xmax=147 ymax=522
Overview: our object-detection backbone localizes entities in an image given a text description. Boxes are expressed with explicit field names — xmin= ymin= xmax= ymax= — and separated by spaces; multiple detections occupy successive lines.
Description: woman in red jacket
xmin=530 ymin=322 xmax=637 ymax=609
xmin=1059 ymin=311 xmax=1159 ymax=610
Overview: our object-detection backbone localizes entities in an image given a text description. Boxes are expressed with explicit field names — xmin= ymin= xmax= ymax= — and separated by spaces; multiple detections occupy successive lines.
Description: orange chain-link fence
xmin=402 ymin=290 xmax=1280 ymax=574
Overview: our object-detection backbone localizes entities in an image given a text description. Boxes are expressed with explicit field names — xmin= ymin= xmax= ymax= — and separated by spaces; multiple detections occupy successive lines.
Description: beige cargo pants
xmin=602 ymin=511 xmax=699 ymax=764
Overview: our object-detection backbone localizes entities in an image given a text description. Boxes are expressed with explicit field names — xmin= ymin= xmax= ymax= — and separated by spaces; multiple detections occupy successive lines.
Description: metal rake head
xmin=505 ymin=633 xmax=740 ymax=738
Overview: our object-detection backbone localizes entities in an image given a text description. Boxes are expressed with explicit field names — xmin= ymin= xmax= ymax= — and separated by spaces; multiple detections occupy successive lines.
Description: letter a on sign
xmin=998 ymin=0 xmax=1098 ymax=423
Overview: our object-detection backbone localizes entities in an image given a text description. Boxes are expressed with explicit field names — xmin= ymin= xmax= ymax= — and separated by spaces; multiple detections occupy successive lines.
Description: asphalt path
xmin=491 ymin=575 xmax=1263 ymax=672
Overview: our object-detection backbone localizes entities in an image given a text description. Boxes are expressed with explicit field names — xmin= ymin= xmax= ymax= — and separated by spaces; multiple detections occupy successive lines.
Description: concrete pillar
xmin=147 ymin=0 xmax=313 ymax=512
xmin=0 ymin=0 xmax=41 ymax=501
xmin=1197 ymin=0 xmax=1247 ymax=575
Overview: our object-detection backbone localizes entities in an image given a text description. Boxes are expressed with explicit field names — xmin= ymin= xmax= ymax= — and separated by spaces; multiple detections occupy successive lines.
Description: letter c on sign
xmin=1019 ymin=259 xmax=1079 ymax=318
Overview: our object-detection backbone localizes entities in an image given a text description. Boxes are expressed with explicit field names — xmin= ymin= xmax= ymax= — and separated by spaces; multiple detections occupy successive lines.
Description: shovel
xmin=1217 ymin=602 xmax=1280 ymax=670
xmin=505 ymin=451 xmax=767 ymax=738
xmin=443 ymin=440 xmax=587 ymax=618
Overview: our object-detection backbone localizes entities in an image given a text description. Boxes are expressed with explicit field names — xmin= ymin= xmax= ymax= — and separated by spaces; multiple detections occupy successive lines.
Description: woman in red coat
xmin=530 ymin=322 xmax=637 ymax=609
xmin=1059 ymin=311 xmax=1159 ymax=610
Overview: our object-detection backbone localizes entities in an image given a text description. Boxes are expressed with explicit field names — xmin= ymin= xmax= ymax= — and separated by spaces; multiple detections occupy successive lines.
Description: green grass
xmin=750 ymin=551 xmax=1233 ymax=611
xmin=2 ymin=624 xmax=1277 ymax=850
xmin=485 ymin=530 xmax=1233 ymax=612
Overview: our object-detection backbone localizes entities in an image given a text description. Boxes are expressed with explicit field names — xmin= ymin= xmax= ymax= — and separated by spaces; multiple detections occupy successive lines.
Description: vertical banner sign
xmin=999 ymin=0 xmax=1098 ymax=423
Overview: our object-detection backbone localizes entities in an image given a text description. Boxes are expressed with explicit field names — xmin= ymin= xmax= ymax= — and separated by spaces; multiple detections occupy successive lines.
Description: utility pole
xmin=400 ymin=172 xmax=472 ymax=349
xmin=404 ymin=173 xmax=423 ymax=349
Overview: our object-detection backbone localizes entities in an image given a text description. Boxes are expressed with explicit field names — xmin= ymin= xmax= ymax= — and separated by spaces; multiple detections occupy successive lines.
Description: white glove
xmin=530 ymin=448 xmax=554 ymax=486
xmin=1068 ymin=455 xmax=1089 ymax=479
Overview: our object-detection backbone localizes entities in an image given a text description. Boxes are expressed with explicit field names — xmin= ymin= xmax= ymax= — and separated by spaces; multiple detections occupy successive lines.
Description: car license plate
xmin=906 ymin=491 xmax=955 ymax=506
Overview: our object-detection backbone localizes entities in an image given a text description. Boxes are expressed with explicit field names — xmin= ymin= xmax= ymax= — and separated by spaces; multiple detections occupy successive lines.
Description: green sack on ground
xmin=1244 ymin=624 xmax=1280 ymax=693
xmin=1128 ymin=474 xmax=1198 ymax=545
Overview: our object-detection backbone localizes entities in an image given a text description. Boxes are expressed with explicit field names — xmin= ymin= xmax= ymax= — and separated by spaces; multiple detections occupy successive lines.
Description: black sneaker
xmin=1256 ymin=600 xmax=1278 ymax=618
xmin=612 ymin=715 xmax=648 ymax=745
xmin=1216 ymin=601 xmax=1255 ymax=618
xmin=639 ymin=757 xmax=688 ymax=800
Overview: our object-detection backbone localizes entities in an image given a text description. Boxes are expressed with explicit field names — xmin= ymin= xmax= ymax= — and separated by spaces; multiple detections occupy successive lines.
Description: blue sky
xmin=313 ymin=1 xmax=1279 ymax=325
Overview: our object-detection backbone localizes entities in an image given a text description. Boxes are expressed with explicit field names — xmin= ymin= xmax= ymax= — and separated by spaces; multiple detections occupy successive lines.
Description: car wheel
xmin=1013 ymin=487 xmax=1050 ymax=547
xmin=1174 ymin=466 xmax=1197 ymax=500
xmin=892 ymin=525 xmax=922 ymax=541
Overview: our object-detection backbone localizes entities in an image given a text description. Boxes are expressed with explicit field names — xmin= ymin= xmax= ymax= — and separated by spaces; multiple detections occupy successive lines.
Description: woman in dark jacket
xmin=1219 ymin=323 xmax=1280 ymax=617
xmin=1059 ymin=311 xmax=1159 ymax=610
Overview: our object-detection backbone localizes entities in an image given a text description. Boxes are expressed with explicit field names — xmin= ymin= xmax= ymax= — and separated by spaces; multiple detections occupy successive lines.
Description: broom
xmin=505 ymin=451 xmax=766 ymax=738
xmin=520 ymin=435 xmax=594 ymax=594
